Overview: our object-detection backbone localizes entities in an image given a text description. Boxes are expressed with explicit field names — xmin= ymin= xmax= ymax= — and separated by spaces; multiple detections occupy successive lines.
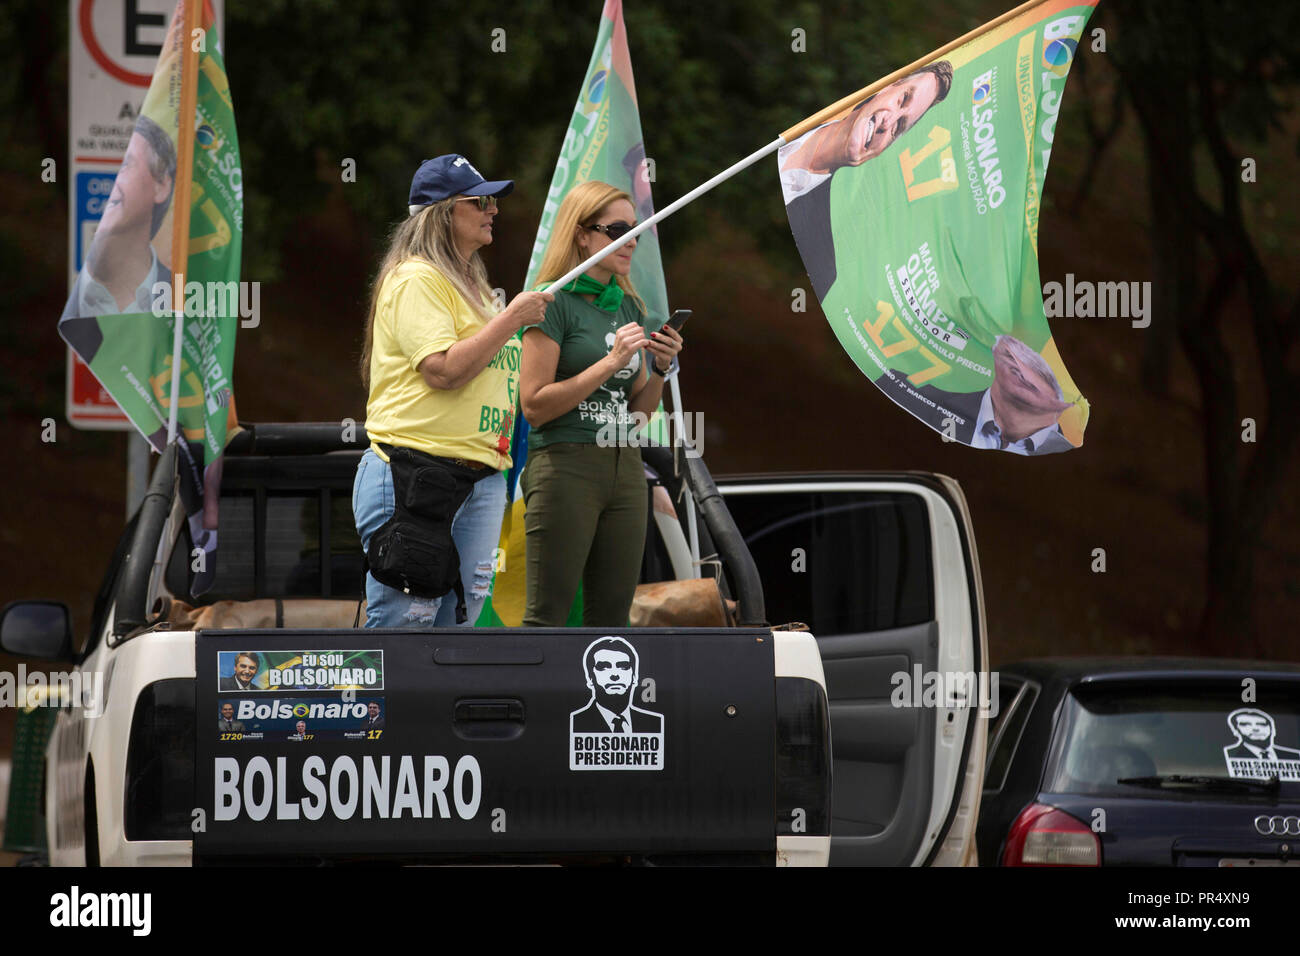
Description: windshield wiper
xmin=1116 ymin=774 xmax=1281 ymax=795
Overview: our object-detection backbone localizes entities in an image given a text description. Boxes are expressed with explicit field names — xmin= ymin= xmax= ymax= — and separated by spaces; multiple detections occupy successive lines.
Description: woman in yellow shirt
xmin=355 ymin=154 xmax=550 ymax=627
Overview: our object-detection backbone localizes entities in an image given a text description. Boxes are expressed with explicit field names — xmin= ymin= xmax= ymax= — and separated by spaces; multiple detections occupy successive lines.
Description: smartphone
xmin=664 ymin=309 xmax=692 ymax=332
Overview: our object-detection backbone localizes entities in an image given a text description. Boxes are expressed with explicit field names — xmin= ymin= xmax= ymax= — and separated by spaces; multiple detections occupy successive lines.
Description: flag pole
xmin=167 ymin=0 xmax=202 ymax=444
xmin=666 ymin=371 xmax=700 ymax=573
xmin=782 ymin=0 xmax=1049 ymax=140
xmin=549 ymin=137 xmax=785 ymax=291
xmin=546 ymin=0 xmax=1053 ymax=293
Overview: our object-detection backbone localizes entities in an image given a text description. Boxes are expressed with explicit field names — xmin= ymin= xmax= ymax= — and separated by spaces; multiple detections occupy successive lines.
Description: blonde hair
xmin=534 ymin=180 xmax=646 ymax=315
xmin=359 ymin=199 xmax=495 ymax=389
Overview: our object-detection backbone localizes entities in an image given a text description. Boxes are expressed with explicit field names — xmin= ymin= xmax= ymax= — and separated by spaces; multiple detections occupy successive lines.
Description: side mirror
xmin=0 ymin=601 xmax=74 ymax=661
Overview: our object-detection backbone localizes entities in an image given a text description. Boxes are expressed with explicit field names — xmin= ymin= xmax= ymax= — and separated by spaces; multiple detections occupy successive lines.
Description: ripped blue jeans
xmin=352 ymin=448 xmax=506 ymax=628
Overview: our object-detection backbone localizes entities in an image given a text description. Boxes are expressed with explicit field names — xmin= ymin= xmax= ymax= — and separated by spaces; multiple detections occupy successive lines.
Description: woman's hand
xmin=626 ymin=321 xmax=680 ymax=417
xmin=606 ymin=322 xmax=650 ymax=373
xmin=646 ymin=323 xmax=683 ymax=372
xmin=419 ymin=289 xmax=552 ymax=391
xmin=503 ymin=290 xmax=553 ymax=330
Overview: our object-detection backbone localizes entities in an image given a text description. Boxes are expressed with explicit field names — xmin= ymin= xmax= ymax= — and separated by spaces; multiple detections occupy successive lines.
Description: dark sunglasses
xmin=456 ymin=195 xmax=500 ymax=211
xmin=584 ymin=220 xmax=638 ymax=241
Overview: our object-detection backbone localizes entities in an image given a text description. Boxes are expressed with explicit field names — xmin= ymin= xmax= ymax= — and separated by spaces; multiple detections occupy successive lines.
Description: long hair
xmin=359 ymin=199 xmax=495 ymax=389
xmin=533 ymin=181 xmax=646 ymax=316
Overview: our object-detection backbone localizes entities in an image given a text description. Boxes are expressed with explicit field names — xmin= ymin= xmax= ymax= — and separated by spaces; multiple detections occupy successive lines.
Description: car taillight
xmin=125 ymin=679 xmax=195 ymax=841
xmin=775 ymin=677 xmax=831 ymax=837
xmin=1001 ymin=803 xmax=1100 ymax=866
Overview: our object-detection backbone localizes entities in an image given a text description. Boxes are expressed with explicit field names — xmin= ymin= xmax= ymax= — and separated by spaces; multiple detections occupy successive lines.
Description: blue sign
xmin=74 ymin=171 xmax=117 ymax=270
xmin=216 ymin=696 xmax=388 ymax=742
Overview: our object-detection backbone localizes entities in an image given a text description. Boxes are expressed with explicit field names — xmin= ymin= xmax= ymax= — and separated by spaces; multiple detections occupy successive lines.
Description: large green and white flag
xmin=782 ymin=0 xmax=1095 ymax=455
xmin=59 ymin=0 xmax=242 ymax=590
xmin=524 ymin=0 xmax=669 ymax=324
xmin=480 ymin=0 xmax=667 ymax=626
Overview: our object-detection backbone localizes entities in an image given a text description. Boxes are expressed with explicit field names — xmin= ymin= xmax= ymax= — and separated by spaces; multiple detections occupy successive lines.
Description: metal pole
xmin=125 ymin=431 xmax=151 ymax=518
xmin=666 ymin=371 xmax=700 ymax=575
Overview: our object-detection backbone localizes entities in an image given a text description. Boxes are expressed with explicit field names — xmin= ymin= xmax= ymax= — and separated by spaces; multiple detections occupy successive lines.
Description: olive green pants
xmin=521 ymin=442 xmax=646 ymax=627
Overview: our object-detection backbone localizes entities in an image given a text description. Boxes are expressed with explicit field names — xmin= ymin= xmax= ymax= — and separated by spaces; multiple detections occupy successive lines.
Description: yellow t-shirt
xmin=365 ymin=259 xmax=521 ymax=469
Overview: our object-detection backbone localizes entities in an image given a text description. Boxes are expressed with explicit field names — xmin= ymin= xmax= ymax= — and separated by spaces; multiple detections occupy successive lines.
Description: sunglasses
xmin=456 ymin=195 xmax=500 ymax=211
xmin=583 ymin=221 xmax=638 ymax=241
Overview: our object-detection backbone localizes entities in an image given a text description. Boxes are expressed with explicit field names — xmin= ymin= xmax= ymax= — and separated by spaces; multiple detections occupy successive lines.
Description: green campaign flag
xmin=781 ymin=0 xmax=1096 ymax=455
xmin=478 ymin=0 xmax=667 ymax=627
xmin=525 ymin=0 xmax=668 ymax=324
xmin=59 ymin=1 xmax=242 ymax=591
xmin=526 ymin=0 xmax=671 ymax=450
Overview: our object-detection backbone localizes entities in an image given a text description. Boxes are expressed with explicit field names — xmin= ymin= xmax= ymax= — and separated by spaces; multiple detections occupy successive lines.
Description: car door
xmin=718 ymin=475 xmax=989 ymax=865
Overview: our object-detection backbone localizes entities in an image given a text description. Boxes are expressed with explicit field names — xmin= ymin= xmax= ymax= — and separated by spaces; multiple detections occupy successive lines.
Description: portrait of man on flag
xmin=60 ymin=114 xmax=177 ymax=325
xmin=781 ymin=0 xmax=1098 ymax=454
xmin=780 ymin=61 xmax=954 ymax=300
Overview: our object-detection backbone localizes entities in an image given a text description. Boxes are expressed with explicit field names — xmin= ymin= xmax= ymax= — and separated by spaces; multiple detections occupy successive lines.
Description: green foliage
xmin=223 ymin=0 xmax=1011 ymax=282
xmin=0 ymin=0 xmax=1038 ymax=291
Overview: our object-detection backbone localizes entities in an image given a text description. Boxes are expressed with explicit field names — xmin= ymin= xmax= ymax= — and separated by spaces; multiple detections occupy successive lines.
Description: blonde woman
xmin=355 ymin=154 xmax=551 ymax=627
xmin=519 ymin=181 xmax=683 ymax=626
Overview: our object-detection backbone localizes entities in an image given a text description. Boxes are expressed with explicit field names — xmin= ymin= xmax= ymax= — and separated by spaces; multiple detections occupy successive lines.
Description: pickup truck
xmin=2 ymin=423 xmax=988 ymax=866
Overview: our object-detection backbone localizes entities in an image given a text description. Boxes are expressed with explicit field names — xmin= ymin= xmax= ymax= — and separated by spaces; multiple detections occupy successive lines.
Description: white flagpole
xmin=666 ymin=371 xmax=700 ymax=574
xmin=548 ymin=137 xmax=785 ymax=292
xmin=166 ymin=296 xmax=185 ymax=443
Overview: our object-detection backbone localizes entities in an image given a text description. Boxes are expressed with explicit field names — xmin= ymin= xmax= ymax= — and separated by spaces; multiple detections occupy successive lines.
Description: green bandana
xmin=558 ymin=273 xmax=625 ymax=312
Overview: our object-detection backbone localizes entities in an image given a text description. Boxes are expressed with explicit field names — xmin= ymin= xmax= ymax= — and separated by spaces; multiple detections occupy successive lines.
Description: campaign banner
xmin=480 ymin=0 xmax=668 ymax=626
xmin=195 ymin=631 xmax=777 ymax=861
xmin=781 ymin=0 xmax=1096 ymax=455
xmin=217 ymin=650 xmax=385 ymax=693
xmin=66 ymin=0 xmax=225 ymax=428
xmin=214 ymin=696 xmax=388 ymax=742
xmin=59 ymin=0 xmax=242 ymax=590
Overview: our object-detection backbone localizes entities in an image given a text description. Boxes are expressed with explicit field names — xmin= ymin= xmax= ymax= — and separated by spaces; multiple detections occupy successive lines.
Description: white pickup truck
xmin=2 ymin=423 xmax=988 ymax=866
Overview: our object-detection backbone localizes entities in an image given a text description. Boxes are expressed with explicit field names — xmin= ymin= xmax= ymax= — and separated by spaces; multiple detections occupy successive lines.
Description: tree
xmin=1105 ymin=0 xmax=1300 ymax=653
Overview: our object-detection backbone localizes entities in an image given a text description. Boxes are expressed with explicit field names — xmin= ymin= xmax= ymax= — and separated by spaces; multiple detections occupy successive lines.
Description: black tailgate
xmin=195 ymin=627 xmax=776 ymax=863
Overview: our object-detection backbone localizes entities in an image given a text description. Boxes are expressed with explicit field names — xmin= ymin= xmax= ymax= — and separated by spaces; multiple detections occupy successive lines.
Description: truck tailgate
xmin=196 ymin=627 xmax=777 ymax=863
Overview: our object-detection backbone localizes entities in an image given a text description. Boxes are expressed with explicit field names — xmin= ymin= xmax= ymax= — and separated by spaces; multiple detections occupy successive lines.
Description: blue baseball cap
xmin=408 ymin=154 xmax=514 ymax=214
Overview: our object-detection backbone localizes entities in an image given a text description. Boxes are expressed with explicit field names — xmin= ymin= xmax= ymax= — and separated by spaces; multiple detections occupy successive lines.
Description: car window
xmin=187 ymin=489 xmax=363 ymax=602
xmin=983 ymin=678 xmax=1037 ymax=792
xmin=985 ymin=677 xmax=1023 ymax=745
xmin=721 ymin=489 xmax=933 ymax=635
xmin=1046 ymin=686 xmax=1300 ymax=795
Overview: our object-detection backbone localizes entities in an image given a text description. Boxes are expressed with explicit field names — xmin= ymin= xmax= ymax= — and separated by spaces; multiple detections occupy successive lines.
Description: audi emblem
xmin=1254 ymin=815 xmax=1300 ymax=836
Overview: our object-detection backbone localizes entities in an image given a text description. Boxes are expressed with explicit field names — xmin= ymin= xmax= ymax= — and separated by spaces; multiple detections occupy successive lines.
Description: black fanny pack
xmin=364 ymin=443 xmax=492 ymax=623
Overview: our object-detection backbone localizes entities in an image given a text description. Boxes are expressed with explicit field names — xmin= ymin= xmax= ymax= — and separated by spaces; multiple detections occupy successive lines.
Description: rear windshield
xmin=167 ymin=488 xmax=363 ymax=603
xmin=1045 ymin=685 xmax=1300 ymax=795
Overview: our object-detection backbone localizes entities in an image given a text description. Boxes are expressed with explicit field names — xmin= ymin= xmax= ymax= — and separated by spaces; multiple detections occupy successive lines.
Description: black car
xmin=978 ymin=657 xmax=1300 ymax=866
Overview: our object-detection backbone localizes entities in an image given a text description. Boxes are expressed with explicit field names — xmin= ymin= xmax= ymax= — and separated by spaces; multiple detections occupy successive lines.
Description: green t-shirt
xmin=527 ymin=292 xmax=648 ymax=450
